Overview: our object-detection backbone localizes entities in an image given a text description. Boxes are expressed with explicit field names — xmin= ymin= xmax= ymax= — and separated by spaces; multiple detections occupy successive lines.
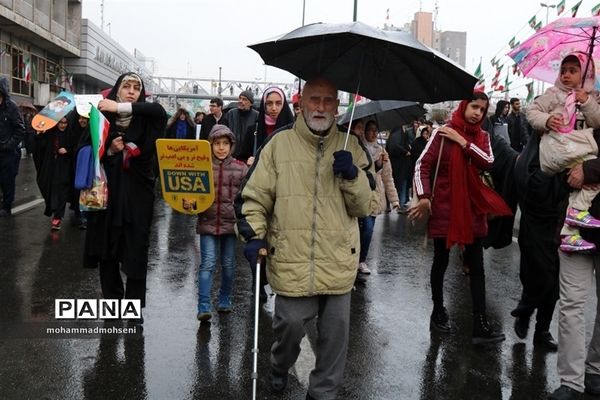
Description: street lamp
xmin=540 ymin=2 xmax=557 ymax=25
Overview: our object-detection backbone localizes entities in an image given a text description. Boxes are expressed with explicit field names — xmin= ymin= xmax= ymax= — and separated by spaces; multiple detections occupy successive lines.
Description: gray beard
xmin=305 ymin=111 xmax=334 ymax=133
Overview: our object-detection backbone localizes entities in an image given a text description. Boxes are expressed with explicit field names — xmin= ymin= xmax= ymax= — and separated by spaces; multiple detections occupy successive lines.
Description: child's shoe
xmin=51 ymin=218 xmax=62 ymax=231
xmin=216 ymin=298 xmax=232 ymax=313
xmin=565 ymin=208 xmax=600 ymax=228
xmin=197 ymin=304 xmax=213 ymax=321
xmin=560 ymin=234 xmax=596 ymax=253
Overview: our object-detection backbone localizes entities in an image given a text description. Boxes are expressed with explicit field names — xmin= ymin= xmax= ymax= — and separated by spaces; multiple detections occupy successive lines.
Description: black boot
xmin=430 ymin=306 xmax=453 ymax=333
xmin=472 ymin=313 xmax=505 ymax=345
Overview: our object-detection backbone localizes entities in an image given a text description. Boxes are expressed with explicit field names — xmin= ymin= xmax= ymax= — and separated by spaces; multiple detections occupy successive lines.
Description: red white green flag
xmin=593 ymin=2 xmax=600 ymax=16
xmin=24 ymin=55 xmax=31 ymax=82
xmin=557 ymin=0 xmax=566 ymax=15
xmin=89 ymin=104 xmax=110 ymax=177
xmin=571 ymin=0 xmax=583 ymax=17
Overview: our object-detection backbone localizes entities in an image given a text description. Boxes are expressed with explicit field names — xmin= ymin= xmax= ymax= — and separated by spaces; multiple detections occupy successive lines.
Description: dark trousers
xmin=515 ymin=211 xmax=560 ymax=332
xmin=431 ymin=238 xmax=486 ymax=314
xmin=0 ymin=151 xmax=18 ymax=210
xmin=99 ymin=260 xmax=147 ymax=308
xmin=271 ymin=293 xmax=351 ymax=399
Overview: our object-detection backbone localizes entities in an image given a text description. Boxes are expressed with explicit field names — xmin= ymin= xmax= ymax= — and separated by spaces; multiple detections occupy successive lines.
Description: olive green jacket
xmin=236 ymin=115 xmax=374 ymax=296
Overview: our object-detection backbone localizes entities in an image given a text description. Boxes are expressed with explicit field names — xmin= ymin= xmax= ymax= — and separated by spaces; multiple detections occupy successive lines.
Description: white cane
xmin=252 ymin=248 xmax=268 ymax=400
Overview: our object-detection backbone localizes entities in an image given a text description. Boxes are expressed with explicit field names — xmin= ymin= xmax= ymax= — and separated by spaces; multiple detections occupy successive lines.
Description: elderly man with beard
xmin=236 ymin=77 xmax=374 ymax=400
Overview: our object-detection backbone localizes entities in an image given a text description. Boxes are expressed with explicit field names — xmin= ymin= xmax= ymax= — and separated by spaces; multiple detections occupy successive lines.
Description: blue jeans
xmin=397 ymin=179 xmax=408 ymax=208
xmin=358 ymin=216 xmax=376 ymax=263
xmin=198 ymin=234 xmax=237 ymax=313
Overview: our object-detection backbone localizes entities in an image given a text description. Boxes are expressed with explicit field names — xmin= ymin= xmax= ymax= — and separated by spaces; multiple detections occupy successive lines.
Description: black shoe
xmin=270 ymin=368 xmax=288 ymax=392
xmin=548 ymin=385 xmax=583 ymax=400
xmin=472 ymin=313 xmax=505 ymax=345
xmin=585 ymin=372 xmax=600 ymax=395
xmin=0 ymin=208 xmax=12 ymax=217
xmin=514 ymin=315 xmax=530 ymax=339
xmin=430 ymin=307 xmax=453 ymax=333
xmin=306 ymin=393 xmax=317 ymax=400
xmin=533 ymin=330 xmax=558 ymax=352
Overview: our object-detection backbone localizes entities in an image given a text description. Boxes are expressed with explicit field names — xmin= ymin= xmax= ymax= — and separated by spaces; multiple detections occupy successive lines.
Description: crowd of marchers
xmin=2 ymin=53 xmax=600 ymax=400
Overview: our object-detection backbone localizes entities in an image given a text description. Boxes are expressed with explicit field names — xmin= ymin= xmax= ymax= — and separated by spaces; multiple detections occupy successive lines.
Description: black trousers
xmin=0 ymin=151 xmax=18 ymax=210
xmin=99 ymin=260 xmax=147 ymax=308
xmin=431 ymin=238 xmax=486 ymax=315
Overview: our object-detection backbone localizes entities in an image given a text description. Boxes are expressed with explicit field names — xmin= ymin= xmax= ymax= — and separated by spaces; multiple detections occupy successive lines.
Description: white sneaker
xmin=358 ymin=262 xmax=371 ymax=274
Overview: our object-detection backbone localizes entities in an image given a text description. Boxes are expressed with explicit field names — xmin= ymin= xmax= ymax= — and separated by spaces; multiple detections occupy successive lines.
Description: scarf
xmin=176 ymin=120 xmax=188 ymax=139
xmin=115 ymin=73 xmax=142 ymax=133
xmin=445 ymin=97 xmax=512 ymax=249
xmin=263 ymin=87 xmax=285 ymax=128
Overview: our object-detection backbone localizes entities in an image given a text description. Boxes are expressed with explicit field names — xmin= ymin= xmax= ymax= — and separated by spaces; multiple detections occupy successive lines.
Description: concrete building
xmin=412 ymin=11 xmax=433 ymax=47
xmin=436 ymin=31 xmax=467 ymax=67
xmin=0 ymin=0 xmax=81 ymax=105
xmin=64 ymin=19 xmax=155 ymax=96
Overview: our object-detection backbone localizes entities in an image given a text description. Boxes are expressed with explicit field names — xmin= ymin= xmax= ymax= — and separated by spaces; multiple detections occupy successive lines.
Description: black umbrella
xmin=337 ymin=100 xmax=426 ymax=131
xmin=249 ymin=21 xmax=477 ymax=104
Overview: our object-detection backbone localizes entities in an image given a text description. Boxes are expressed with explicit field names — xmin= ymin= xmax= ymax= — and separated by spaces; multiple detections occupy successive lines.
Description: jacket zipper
xmin=309 ymin=137 xmax=324 ymax=295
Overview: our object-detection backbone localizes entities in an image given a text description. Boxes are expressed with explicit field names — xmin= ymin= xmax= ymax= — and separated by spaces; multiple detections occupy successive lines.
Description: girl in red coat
xmin=410 ymin=91 xmax=511 ymax=345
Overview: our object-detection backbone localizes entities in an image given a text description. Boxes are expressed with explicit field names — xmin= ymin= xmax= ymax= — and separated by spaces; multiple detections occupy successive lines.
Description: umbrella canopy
xmin=337 ymin=100 xmax=426 ymax=131
xmin=249 ymin=21 xmax=477 ymax=103
xmin=18 ymin=101 xmax=37 ymax=111
xmin=508 ymin=16 xmax=600 ymax=84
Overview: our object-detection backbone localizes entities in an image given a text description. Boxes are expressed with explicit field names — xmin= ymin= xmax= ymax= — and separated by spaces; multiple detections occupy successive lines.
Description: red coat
xmin=413 ymin=128 xmax=494 ymax=238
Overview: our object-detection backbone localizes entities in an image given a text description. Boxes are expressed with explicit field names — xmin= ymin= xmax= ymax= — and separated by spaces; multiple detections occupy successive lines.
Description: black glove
xmin=244 ymin=239 xmax=267 ymax=264
xmin=332 ymin=150 xmax=358 ymax=180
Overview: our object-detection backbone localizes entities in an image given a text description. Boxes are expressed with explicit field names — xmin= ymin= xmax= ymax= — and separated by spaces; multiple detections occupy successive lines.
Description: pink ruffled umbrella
xmin=508 ymin=16 xmax=600 ymax=85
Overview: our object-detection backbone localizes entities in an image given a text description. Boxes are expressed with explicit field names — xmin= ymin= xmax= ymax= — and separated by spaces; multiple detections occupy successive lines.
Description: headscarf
xmin=105 ymin=72 xmax=145 ymax=135
xmin=257 ymin=86 xmax=294 ymax=135
xmin=493 ymin=100 xmax=509 ymax=121
xmin=444 ymin=93 xmax=512 ymax=248
xmin=555 ymin=52 xmax=597 ymax=133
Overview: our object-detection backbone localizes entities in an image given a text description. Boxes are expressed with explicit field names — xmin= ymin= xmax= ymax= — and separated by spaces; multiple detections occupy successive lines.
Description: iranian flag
xmin=24 ymin=56 xmax=31 ymax=82
xmin=89 ymin=104 xmax=109 ymax=177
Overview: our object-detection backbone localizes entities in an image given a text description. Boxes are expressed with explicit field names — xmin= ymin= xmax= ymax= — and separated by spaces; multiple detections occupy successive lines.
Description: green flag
xmin=528 ymin=15 xmax=537 ymax=29
xmin=474 ymin=61 xmax=482 ymax=79
xmin=526 ymin=82 xmax=534 ymax=103
xmin=557 ymin=0 xmax=565 ymax=15
xmin=534 ymin=21 xmax=543 ymax=32
xmin=509 ymin=37 xmax=517 ymax=49
xmin=593 ymin=2 xmax=600 ymax=16
xmin=571 ymin=0 xmax=583 ymax=17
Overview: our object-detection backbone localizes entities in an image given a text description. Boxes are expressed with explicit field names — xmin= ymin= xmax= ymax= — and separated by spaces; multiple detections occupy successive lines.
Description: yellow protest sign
xmin=156 ymin=139 xmax=214 ymax=214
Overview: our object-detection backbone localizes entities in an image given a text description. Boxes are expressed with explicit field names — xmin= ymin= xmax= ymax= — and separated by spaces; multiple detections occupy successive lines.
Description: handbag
xmin=79 ymin=164 xmax=108 ymax=211
xmin=74 ymin=145 xmax=94 ymax=190
xmin=409 ymin=137 xmax=445 ymax=247
xmin=409 ymin=137 xmax=445 ymax=212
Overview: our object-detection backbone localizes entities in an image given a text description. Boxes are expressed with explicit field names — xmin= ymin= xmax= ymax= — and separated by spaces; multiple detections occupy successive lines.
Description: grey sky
xmin=82 ymin=0 xmax=600 ymax=98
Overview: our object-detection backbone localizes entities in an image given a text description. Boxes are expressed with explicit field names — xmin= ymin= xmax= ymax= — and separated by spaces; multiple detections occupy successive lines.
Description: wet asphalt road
xmin=1 ymin=194 xmax=599 ymax=400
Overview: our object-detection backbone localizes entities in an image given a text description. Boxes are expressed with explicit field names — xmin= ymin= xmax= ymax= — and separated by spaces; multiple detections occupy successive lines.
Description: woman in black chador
xmin=33 ymin=115 xmax=75 ymax=230
xmin=83 ymin=72 xmax=167 ymax=314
